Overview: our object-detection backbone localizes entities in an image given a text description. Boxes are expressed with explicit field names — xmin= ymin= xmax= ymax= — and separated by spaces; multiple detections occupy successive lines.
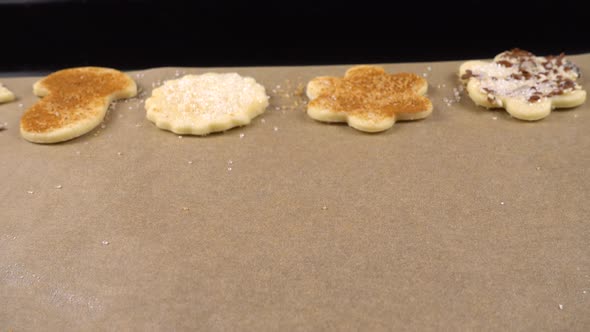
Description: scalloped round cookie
xmin=145 ymin=73 xmax=269 ymax=135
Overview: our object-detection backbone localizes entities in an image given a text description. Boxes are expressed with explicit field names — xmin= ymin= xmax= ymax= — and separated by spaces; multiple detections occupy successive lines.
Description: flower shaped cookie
xmin=459 ymin=49 xmax=587 ymax=121
xmin=306 ymin=65 xmax=433 ymax=132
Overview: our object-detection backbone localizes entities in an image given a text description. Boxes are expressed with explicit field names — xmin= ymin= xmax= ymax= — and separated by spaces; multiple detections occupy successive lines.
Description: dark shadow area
xmin=1 ymin=0 xmax=588 ymax=72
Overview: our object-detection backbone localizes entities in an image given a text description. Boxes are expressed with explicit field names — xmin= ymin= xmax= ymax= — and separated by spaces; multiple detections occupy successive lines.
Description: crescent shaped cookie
xmin=306 ymin=65 xmax=433 ymax=133
xmin=0 ymin=83 xmax=15 ymax=104
xmin=459 ymin=49 xmax=586 ymax=121
xmin=20 ymin=67 xmax=137 ymax=143
xmin=145 ymin=73 xmax=269 ymax=135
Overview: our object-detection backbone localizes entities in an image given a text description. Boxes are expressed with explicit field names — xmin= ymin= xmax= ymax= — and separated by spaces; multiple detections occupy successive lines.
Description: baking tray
xmin=1 ymin=56 xmax=589 ymax=330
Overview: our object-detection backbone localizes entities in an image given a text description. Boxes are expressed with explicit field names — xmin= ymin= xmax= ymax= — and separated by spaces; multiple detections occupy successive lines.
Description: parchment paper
xmin=1 ymin=56 xmax=589 ymax=331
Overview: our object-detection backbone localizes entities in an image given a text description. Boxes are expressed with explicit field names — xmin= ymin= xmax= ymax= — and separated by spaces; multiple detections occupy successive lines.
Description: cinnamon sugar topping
xmin=21 ymin=67 xmax=132 ymax=133
xmin=309 ymin=66 xmax=431 ymax=119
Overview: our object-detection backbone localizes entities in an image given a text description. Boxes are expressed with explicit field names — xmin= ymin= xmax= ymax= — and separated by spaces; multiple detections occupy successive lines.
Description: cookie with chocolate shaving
xmin=459 ymin=49 xmax=586 ymax=121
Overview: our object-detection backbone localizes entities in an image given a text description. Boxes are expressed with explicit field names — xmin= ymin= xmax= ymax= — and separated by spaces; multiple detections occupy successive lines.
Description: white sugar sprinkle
xmin=150 ymin=73 xmax=269 ymax=121
xmin=239 ymin=133 xmax=245 ymax=139
xmin=55 ymin=185 xmax=62 ymax=189
xmin=273 ymin=126 xmax=279 ymax=131
xmin=227 ymin=167 xmax=232 ymax=171
xmin=427 ymin=66 xmax=432 ymax=71
xmin=101 ymin=240 xmax=109 ymax=246
xmin=26 ymin=190 xmax=34 ymax=194
xmin=558 ymin=304 xmax=564 ymax=310
xmin=500 ymin=201 xmax=505 ymax=205
xmin=188 ymin=160 xmax=193 ymax=164
xmin=492 ymin=116 xmax=497 ymax=120
xmin=260 ymin=118 xmax=266 ymax=124
xmin=117 ymin=152 xmax=123 ymax=156
xmin=321 ymin=206 xmax=328 ymax=210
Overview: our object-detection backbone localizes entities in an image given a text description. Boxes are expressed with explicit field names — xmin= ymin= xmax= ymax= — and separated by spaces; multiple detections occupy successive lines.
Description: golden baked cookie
xmin=20 ymin=67 xmax=137 ymax=143
xmin=0 ymin=83 xmax=15 ymax=104
xmin=145 ymin=73 xmax=269 ymax=135
xmin=306 ymin=65 xmax=433 ymax=133
xmin=459 ymin=49 xmax=586 ymax=121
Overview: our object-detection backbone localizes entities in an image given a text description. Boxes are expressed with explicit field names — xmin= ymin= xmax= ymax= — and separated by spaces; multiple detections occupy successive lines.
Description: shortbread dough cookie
xmin=459 ymin=49 xmax=586 ymax=121
xmin=306 ymin=65 xmax=433 ymax=133
xmin=0 ymin=83 xmax=15 ymax=104
xmin=145 ymin=73 xmax=269 ymax=135
xmin=20 ymin=67 xmax=137 ymax=143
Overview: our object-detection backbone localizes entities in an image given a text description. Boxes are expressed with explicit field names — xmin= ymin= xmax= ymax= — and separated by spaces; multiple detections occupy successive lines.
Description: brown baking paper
xmin=1 ymin=56 xmax=589 ymax=331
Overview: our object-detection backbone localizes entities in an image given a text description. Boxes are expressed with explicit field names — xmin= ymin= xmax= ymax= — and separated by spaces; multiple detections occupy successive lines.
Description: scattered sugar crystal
xmin=422 ymin=73 xmax=428 ymax=77
xmin=260 ymin=118 xmax=266 ymax=124
xmin=492 ymin=116 xmax=497 ymax=120
xmin=227 ymin=167 xmax=232 ymax=171
xmin=178 ymin=135 xmax=183 ymax=139
xmin=227 ymin=160 xmax=233 ymax=165
xmin=273 ymin=126 xmax=279 ymax=131
xmin=128 ymin=106 xmax=133 ymax=110
xmin=101 ymin=240 xmax=109 ymax=246
xmin=18 ymin=103 xmax=23 ymax=108
xmin=500 ymin=201 xmax=505 ymax=205
xmin=188 ymin=160 xmax=193 ymax=164
xmin=100 ymin=124 xmax=106 ymax=129
xmin=239 ymin=133 xmax=245 ymax=139
xmin=181 ymin=207 xmax=190 ymax=211
xmin=574 ymin=114 xmax=579 ymax=118
xmin=26 ymin=190 xmax=34 ymax=194
xmin=321 ymin=206 xmax=328 ymax=210
xmin=536 ymin=166 xmax=541 ymax=171
xmin=117 ymin=152 xmax=123 ymax=156
xmin=427 ymin=66 xmax=432 ymax=71
xmin=558 ymin=304 xmax=564 ymax=310
xmin=55 ymin=185 xmax=62 ymax=189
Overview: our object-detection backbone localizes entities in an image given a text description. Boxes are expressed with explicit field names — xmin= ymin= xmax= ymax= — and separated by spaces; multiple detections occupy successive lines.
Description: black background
xmin=0 ymin=0 xmax=588 ymax=72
